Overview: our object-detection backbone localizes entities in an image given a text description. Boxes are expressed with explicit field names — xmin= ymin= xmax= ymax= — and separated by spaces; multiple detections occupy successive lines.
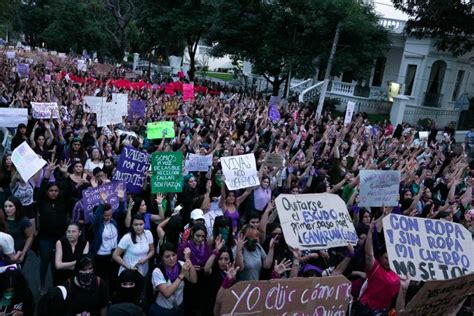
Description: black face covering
xmin=245 ymin=238 xmax=257 ymax=251
xmin=77 ymin=272 xmax=95 ymax=288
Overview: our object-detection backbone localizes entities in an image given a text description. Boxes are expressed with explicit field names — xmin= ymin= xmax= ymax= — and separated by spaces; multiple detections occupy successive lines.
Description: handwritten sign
xmin=399 ymin=274 xmax=474 ymax=316
xmin=359 ymin=170 xmax=400 ymax=207
xmin=185 ymin=153 xmax=213 ymax=172
xmin=17 ymin=63 xmax=29 ymax=78
xmin=182 ymin=83 xmax=194 ymax=102
xmin=275 ymin=193 xmax=358 ymax=250
xmin=268 ymin=105 xmax=281 ymax=122
xmin=31 ymin=102 xmax=60 ymax=119
xmin=165 ymin=100 xmax=179 ymax=116
xmin=220 ymin=276 xmax=352 ymax=316
xmin=112 ymin=93 xmax=128 ymax=116
xmin=263 ymin=153 xmax=283 ymax=168
xmin=129 ymin=100 xmax=146 ymax=119
xmin=0 ymin=108 xmax=28 ymax=127
xmin=151 ymin=152 xmax=183 ymax=193
xmin=147 ymin=121 xmax=175 ymax=139
xmin=383 ymin=214 xmax=474 ymax=281
xmin=6 ymin=51 xmax=15 ymax=59
xmin=112 ymin=146 xmax=149 ymax=194
xmin=97 ymin=101 xmax=123 ymax=127
xmin=344 ymin=101 xmax=355 ymax=125
xmin=81 ymin=182 xmax=125 ymax=224
xmin=84 ymin=96 xmax=105 ymax=113
xmin=220 ymin=154 xmax=260 ymax=190
xmin=12 ymin=141 xmax=47 ymax=182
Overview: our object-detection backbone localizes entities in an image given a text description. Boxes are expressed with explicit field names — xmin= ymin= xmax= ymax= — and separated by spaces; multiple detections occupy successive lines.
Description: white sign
xmin=6 ymin=51 xmax=15 ymax=59
xmin=97 ymin=101 xmax=123 ymax=127
xmin=185 ymin=153 xmax=213 ymax=172
xmin=220 ymin=153 xmax=260 ymax=190
xmin=344 ymin=101 xmax=355 ymax=125
xmin=112 ymin=93 xmax=128 ymax=116
xmin=12 ymin=141 xmax=47 ymax=181
xmin=383 ymin=214 xmax=474 ymax=281
xmin=84 ymin=96 xmax=106 ymax=113
xmin=77 ymin=59 xmax=87 ymax=72
xmin=359 ymin=170 xmax=400 ymax=207
xmin=31 ymin=102 xmax=60 ymax=119
xmin=203 ymin=202 xmax=223 ymax=239
xmin=275 ymin=193 xmax=358 ymax=251
xmin=0 ymin=108 xmax=28 ymax=127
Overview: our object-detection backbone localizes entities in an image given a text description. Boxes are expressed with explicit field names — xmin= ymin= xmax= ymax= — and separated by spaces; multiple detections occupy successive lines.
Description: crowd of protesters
xmin=0 ymin=47 xmax=473 ymax=316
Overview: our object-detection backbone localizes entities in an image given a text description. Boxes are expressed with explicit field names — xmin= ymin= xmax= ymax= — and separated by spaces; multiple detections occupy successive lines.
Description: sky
xmin=372 ymin=0 xmax=410 ymax=20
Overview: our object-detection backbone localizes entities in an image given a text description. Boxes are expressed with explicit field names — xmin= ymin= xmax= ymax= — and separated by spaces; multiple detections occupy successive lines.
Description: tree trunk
xmin=272 ymin=79 xmax=282 ymax=96
xmin=188 ymin=43 xmax=196 ymax=81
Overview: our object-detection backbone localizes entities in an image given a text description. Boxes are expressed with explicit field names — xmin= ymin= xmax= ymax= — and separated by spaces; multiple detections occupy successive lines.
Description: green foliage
xmin=210 ymin=0 xmax=389 ymax=95
xmin=392 ymin=0 xmax=473 ymax=56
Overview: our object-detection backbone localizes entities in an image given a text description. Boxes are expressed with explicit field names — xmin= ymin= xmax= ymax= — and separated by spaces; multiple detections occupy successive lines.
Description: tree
xmin=211 ymin=0 xmax=389 ymax=96
xmin=392 ymin=0 xmax=473 ymax=56
xmin=137 ymin=0 xmax=214 ymax=80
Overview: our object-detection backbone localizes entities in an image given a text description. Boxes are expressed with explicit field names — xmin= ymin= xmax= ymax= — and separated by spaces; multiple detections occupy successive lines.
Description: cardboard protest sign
xmin=182 ymin=83 xmax=194 ymax=101
xmin=12 ymin=141 xmax=47 ymax=181
xmin=359 ymin=170 xmax=400 ymax=207
xmin=263 ymin=153 xmax=283 ymax=168
xmin=17 ymin=63 xmax=29 ymax=78
xmin=185 ymin=153 xmax=213 ymax=172
xmin=95 ymin=63 xmax=111 ymax=76
xmin=112 ymin=93 xmax=128 ymax=116
xmin=399 ymin=274 xmax=474 ymax=316
xmin=220 ymin=154 xmax=260 ymax=190
xmin=165 ymin=100 xmax=179 ymax=116
xmin=151 ymin=152 xmax=183 ymax=193
xmin=220 ymin=275 xmax=352 ymax=316
xmin=147 ymin=121 xmax=175 ymax=139
xmin=81 ymin=182 xmax=126 ymax=224
xmin=31 ymin=102 xmax=60 ymax=119
xmin=383 ymin=214 xmax=474 ymax=281
xmin=112 ymin=146 xmax=150 ymax=194
xmin=275 ymin=193 xmax=358 ymax=250
xmin=344 ymin=101 xmax=355 ymax=125
xmin=0 ymin=108 xmax=28 ymax=127
xmin=129 ymin=100 xmax=146 ymax=119
xmin=84 ymin=96 xmax=106 ymax=113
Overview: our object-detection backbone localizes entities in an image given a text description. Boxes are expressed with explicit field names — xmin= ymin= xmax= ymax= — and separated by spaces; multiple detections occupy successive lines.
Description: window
xmin=341 ymin=71 xmax=354 ymax=83
xmin=404 ymin=64 xmax=417 ymax=96
xmin=452 ymin=70 xmax=465 ymax=101
xmin=371 ymin=57 xmax=386 ymax=87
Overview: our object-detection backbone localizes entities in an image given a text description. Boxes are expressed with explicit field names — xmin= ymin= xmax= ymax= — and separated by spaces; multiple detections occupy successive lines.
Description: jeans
xmin=38 ymin=237 xmax=56 ymax=286
xmin=149 ymin=303 xmax=183 ymax=316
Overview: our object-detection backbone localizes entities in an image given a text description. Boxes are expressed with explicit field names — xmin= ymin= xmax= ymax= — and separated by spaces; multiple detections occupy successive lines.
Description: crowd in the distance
xmin=0 ymin=47 xmax=473 ymax=316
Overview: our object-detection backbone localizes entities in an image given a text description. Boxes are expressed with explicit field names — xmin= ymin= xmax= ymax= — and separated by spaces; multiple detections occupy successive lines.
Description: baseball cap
xmin=190 ymin=208 xmax=204 ymax=221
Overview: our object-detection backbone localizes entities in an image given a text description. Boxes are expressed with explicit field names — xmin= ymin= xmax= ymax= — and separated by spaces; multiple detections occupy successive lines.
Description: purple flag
xmin=80 ymin=182 xmax=126 ymax=224
xmin=112 ymin=146 xmax=150 ymax=194
xmin=269 ymin=105 xmax=281 ymax=122
xmin=17 ymin=63 xmax=29 ymax=78
xmin=129 ymin=100 xmax=146 ymax=119
xmin=269 ymin=95 xmax=280 ymax=107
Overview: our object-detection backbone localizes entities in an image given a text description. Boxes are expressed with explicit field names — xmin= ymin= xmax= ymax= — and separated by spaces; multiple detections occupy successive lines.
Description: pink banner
xmin=183 ymin=83 xmax=194 ymax=102
xmin=165 ymin=83 xmax=175 ymax=95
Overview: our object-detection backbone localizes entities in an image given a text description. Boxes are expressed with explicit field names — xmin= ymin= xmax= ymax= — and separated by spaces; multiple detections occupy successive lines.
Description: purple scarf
xmin=187 ymin=240 xmax=209 ymax=266
xmin=165 ymin=263 xmax=180 ymax=282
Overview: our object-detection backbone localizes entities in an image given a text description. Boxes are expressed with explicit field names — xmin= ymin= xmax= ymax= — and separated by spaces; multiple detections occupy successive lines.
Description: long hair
xmin=130 ymin=213 xmax=145 ymax=244
xmin=4 ymin=196 xmax=24 ymax=222
xmin=131 ymin=196 xmax=144 ymax=217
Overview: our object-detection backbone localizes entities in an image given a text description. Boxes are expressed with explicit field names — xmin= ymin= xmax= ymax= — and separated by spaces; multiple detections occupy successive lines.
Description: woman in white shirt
xmin=84 ymin=147 xmax=104 ymax=176
xmin=113 ymin=214 xmax=155 ymax=277
xmin=149 ymin=242 xmax=197 ymax=316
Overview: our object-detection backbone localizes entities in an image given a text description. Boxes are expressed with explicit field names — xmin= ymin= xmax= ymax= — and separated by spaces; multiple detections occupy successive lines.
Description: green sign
xmin=151 ymin=151 xmax=183 ymax=193
xmin=147 ymin=121 xmax=175 ymax=139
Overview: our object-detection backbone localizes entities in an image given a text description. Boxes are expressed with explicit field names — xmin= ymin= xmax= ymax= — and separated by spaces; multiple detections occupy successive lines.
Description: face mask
xmin=219 ymin=228 xmax=229 ymax=244
xmin=245 ymin=238 xmax=257 ymax=251
xmin=2 ymin=290 xmax=14 ymax=301
xmin=77 ymin=272 xmax=95 ymax=288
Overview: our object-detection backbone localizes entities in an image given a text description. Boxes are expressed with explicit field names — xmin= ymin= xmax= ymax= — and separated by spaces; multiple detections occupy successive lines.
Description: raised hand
xmin=215 ymin=235 xmax=225 ymax=251
xmin=116 ymin=184 xmax=125 ymax=200
xmin=273 ymin=259 xmax=292 ymax=275
xmin=225 ymin=262 xmax=239 ymax=281
xmin=59 ymin=159 xmax=71 ymax=174
xmin=234 ymin=233 xmax=246 ymax=251
xmin=99 ymin=191 xmax=108 ymax=203
xmin=183 ymin=247 xmax=191 ymax=261
xmin=155 ymin=193 xmax=163 ymax=205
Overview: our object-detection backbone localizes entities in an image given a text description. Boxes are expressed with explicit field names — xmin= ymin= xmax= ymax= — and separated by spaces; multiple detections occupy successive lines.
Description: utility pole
xmin=316 ymin=22 xmax=341 ymax=117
